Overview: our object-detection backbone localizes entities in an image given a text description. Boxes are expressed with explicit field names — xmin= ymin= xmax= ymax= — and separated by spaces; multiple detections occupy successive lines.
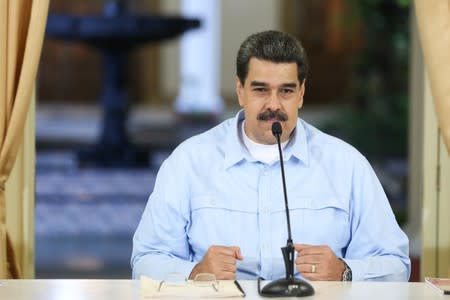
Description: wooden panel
xmin=437 ymin=136 xmax=450 ymax=277
xmin=280 ymin=0 xmax=355 ymax=105
xmin=38 ymin=0 xmax=161 ymax=104
xmin=421 ymin=72 xmax=439 ymax=279
xmin=128 ymin=0 xmax=161 ymax=105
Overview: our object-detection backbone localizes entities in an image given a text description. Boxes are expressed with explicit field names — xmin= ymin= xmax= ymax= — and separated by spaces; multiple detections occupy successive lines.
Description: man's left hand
xmin=294 ymin=244 xmax=345 ymax=281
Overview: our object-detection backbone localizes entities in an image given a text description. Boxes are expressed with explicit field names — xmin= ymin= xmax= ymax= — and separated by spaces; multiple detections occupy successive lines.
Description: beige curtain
xmin=0 ymin=0 xmax=49 ymax=279
xmin=415 ymin=0 xmax=450 ymax=154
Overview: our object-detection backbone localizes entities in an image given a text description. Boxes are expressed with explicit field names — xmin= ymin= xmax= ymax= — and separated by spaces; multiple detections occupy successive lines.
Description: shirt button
xmin=263 ymin=171 xmax=268 ymax=176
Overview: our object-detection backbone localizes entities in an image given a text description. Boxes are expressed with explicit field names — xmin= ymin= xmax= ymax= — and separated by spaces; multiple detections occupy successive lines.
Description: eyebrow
xmin=249 ymin=81 xmax=297 ymax=88
xmin=280 ymin=83 xmax=298 ymax=88
xmin=250 ymin=81 xmax=268 ymax=87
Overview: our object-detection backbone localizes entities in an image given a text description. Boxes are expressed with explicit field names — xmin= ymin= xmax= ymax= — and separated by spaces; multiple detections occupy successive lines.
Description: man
xmin=131 ymin=30 xmax=410 ymax=282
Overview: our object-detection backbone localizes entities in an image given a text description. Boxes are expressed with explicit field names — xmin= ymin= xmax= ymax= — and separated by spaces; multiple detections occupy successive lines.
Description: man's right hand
xmin=189 ymin=245 xmax=243 ymax=280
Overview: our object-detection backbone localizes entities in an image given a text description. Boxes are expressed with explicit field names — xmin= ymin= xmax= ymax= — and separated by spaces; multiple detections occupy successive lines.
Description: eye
xmin=280 ymin=88 xmax=294 ymax=95
xmin=252 ymin=87 xmax=269 ymax=95
xmin=253 ymin=87 xmax=267 ymax=92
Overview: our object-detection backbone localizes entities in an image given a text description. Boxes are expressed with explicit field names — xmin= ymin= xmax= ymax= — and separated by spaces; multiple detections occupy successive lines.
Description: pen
xmin=234 ymin=280 xmax=246 ymax=297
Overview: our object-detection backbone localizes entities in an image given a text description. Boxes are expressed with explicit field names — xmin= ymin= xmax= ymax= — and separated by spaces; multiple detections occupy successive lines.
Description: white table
xmin=0 ymin=279 xmax=444 ymax=299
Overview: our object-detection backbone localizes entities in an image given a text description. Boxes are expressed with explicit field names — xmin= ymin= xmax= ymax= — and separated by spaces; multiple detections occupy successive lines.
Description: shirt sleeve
xmin=344 ymin=156 xmax=410 ymax=281
xmin=131 ymin=150 xmax=196 ymax=280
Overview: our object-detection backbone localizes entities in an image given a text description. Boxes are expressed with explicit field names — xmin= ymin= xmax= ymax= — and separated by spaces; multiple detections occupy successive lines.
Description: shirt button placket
xmin=258 ymin=166 xmax=272 ymax=279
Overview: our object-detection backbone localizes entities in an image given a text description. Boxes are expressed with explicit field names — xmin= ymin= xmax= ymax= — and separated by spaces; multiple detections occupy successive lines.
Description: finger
xmin=219 ymin=254 xmax=238 ymax=265
xmin=296 ymin=253 xmax=323 ymax=264
xmin=229 ymin=246 xmax=244 ymax=260
xmin=216 ymin=270 xmax=237 ymax=280
xmin=212 ymin=246 xmax=239 ymax=258
xmin=221 ymin=262 xmax=237 ymax=273
xmin=297 ymin=245 xmax=327 ymax=256
xmin=293 ymin=243 xmax=314 ymax=252
xmin=209 ymin=245 xmax=230 ymax=254
xmin=296 ymin=262 xmax=320 ymax=274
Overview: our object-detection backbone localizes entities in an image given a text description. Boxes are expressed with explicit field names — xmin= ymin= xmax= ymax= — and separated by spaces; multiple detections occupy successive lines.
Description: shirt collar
xmin=223 ymin=110 xmax=250 ymax=169
xmin=283 ymin=118 xmax=309 ymax=166
xmin=223 ymin=110 xmax=310 ymax=169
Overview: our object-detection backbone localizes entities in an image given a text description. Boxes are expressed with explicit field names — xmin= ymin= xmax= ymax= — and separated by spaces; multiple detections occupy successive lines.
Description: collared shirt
xmin=131 ymin=110 xmax=410 ymax=281
xmin=240 ymin=120 xmax=289 ymax=164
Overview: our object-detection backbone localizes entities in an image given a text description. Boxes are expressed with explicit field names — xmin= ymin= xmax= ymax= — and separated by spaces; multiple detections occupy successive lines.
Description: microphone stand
xmin=258 ymin=122 xmax=314 ymax=297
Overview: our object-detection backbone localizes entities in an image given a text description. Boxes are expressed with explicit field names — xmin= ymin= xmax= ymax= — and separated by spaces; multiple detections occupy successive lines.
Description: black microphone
xmin=258 ymin=121 xmax=314 ymax=297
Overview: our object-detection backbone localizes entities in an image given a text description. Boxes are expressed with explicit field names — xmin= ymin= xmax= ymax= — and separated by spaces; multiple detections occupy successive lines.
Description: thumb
xmin=230 ymin=246 xmax=244 ymax=260
xmin=294 ymin=243 xmax=312 ymax=253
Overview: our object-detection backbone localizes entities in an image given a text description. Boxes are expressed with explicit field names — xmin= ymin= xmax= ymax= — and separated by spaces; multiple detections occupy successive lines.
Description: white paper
xmin=140 ymin=275 xmax=245 ymax=298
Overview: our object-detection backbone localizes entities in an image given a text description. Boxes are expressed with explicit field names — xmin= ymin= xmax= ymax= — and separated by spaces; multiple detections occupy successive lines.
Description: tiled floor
xmin=35 ymin=104 xmax=176 ymax=278
xmin=35 ymin=156 xmax=157 ymax=278
xmin=35 ymin=104 xmax=231 ymax=278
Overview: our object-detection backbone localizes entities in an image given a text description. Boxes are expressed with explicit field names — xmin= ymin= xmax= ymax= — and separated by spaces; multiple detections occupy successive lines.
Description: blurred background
xmin=35 ymin=0 xmax=413 ymax=279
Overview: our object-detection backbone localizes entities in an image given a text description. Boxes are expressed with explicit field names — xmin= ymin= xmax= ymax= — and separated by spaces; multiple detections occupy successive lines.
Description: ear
xmin=298 ymin=80 xmax=306 ymax=109
xmin=236 ymin=76 xmax=245 ymax=107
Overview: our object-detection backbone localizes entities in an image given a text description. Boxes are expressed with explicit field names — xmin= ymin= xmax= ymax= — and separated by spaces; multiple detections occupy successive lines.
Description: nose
xmin=266 ymin=91 xmax=281 ymax=110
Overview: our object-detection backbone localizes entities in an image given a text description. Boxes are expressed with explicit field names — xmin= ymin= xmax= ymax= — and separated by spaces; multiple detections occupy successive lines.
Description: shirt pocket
xmin=273 ymin=196 xmax=350 ymax=252
xmin=190 ymin=194 xmax=257 ymax=213
xmin=188 ymin=195 xmax=258 ymax=257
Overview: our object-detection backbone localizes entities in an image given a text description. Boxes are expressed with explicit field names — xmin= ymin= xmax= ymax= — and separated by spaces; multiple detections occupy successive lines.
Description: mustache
xmin=257 ymin=110 xmax=288 ymax=121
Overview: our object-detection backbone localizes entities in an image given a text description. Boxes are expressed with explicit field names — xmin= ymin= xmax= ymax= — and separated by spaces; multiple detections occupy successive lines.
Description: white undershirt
xmin=241 ymin=120 xmax=289 ymax=165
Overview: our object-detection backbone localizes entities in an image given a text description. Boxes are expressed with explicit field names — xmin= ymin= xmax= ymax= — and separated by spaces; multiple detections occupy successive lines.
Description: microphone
xmin=258 ymin=121 xmax=314 ymax=297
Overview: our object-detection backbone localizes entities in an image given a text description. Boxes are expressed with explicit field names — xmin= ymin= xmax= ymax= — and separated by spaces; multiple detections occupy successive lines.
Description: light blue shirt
xmin=131 ymin=110 xmax=410 ymax=281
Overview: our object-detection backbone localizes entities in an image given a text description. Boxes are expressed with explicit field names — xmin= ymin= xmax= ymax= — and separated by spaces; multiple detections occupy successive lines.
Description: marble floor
xmin=35 ymin=104 xmax=182 ymax=278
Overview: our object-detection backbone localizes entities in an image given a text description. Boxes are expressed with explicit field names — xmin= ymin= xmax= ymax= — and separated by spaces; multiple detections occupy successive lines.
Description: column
xmin=174 ymin=0 xmax=224 ymax=117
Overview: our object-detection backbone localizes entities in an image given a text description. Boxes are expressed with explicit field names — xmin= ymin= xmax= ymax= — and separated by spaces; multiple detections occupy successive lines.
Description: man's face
xmin=236 ymin=58 xmax=305 ymax=144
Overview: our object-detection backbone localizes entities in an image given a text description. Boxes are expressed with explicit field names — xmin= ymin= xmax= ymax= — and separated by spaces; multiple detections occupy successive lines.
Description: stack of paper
xmin=140 ymin=275 xmax=245 ymax=298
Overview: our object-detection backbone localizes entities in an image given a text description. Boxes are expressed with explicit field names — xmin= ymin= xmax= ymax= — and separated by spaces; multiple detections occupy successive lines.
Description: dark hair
xmin=236 ymin=30 xmax=308 ymax=85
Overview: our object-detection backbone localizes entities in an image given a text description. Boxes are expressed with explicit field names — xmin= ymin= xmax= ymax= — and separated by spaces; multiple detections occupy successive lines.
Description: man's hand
xmin=294 ymin=244 xmax=345 ymax=281
xmin=189 ymin=245 xmax=243 ymax=280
